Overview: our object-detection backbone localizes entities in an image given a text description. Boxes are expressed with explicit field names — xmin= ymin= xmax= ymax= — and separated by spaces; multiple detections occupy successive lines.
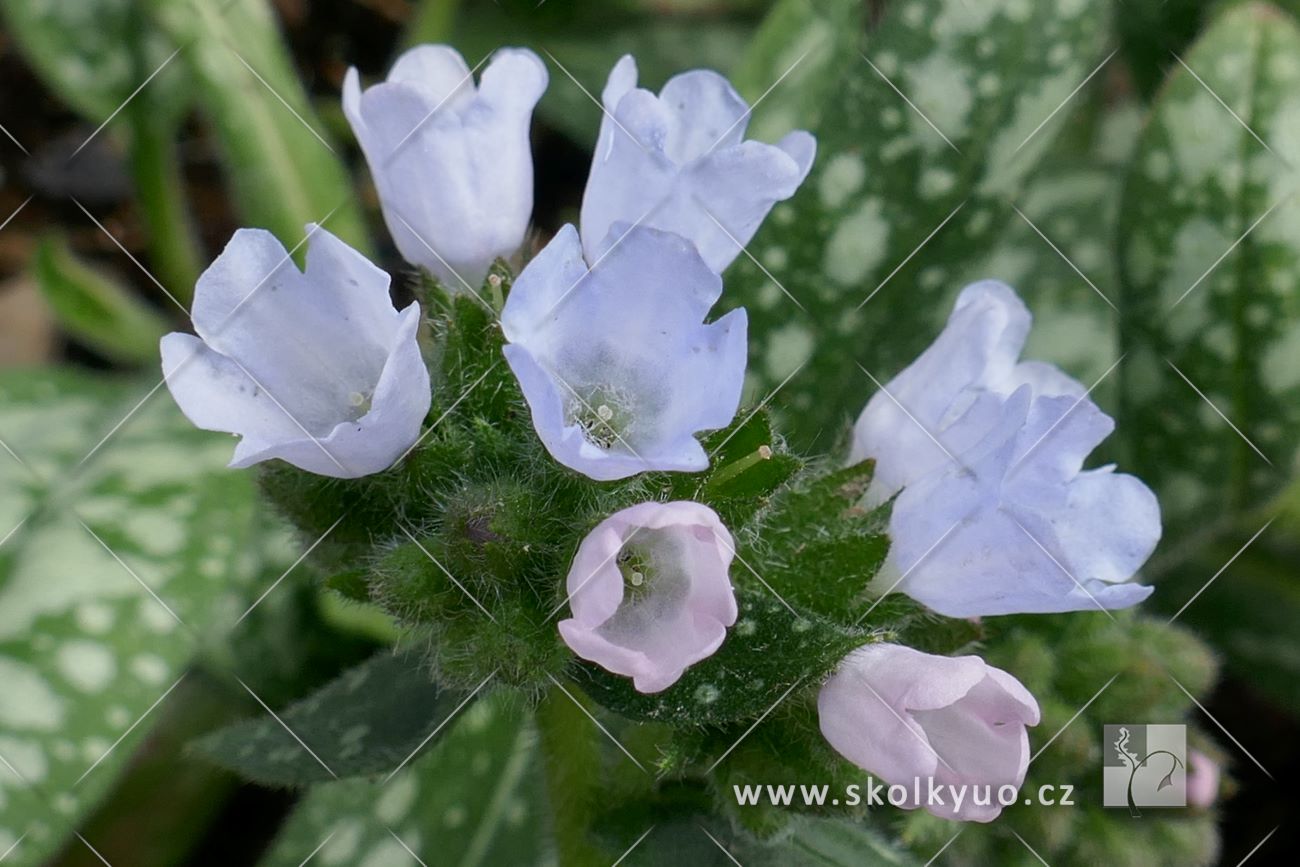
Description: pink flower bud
xmin=818 ymin=643 xmax=1040 ymax=822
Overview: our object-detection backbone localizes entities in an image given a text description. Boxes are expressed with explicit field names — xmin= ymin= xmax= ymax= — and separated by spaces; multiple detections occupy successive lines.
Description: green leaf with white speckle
xmin=259 ymin=693 xmax=549 ymax=867
xmin=727 ymin=0 xmax=1109 ymax=450
xmin=731 ymin=0 xmax=866 ymax=143
xmin=1117 ymin=1 xmax=1300 ymax=528
xmin=195 ymin=650 xmax=468 ymax=787
xmin=0 ymin=370 xmax=262 ymax=866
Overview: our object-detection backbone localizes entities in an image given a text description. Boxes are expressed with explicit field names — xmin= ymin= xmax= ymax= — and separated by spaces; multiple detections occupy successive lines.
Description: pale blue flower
xmin=161 ymin=227 xmax=430 ymax=479
xmin=581 ymin=55 xmax=815 ymax=274
xmin=344 ymin=45 xmax=547 ymax=288
xmin=852 ymin=281 xmax=1159 ymax=617
xmin=851 ymin=281 xmax=1086 ymax=506
xmin=887 ymin=386 xmax=1159 ymax=617
xmin=502 ymin=224 xmax=747 ymax=480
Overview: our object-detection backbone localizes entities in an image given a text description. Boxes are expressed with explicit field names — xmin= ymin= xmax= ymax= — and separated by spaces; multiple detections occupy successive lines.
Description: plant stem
xmin=535 ymin=681 xmax=607 ymax=867
xmin=128 ymin=113 xmax=203 ymax=306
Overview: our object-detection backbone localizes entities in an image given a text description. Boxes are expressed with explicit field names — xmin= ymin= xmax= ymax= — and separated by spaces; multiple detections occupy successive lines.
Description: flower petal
xmin=657 ymin=69 xmax=751 ymax=161
xmin=504 ymin=224 xmax=740 ymax=480
xmin=344 ymin=45 xmax=544 ymax=287
xmin=559 ymin=501 xmax=737 ymax=692
xmin=851 ymin=280 xmax=1039 ymax=504
xmin=190 ymin=228 xmax=392 ymax=434
xmin=686 ymin=138 xmax=819 ymax=271
xmin=819 ymin=643 xmax=1039 ymax=823
xmin=581 ymin=54 xmax=814 ymax=273
xmin=858 ymin=281 xmax=1158 ymax=617
xmin=477 ymin=47 xmax=549 ymax=116
xmin=891 ymin=390 xmax=1156 ymax=616
xmin=776 ymin=129 xmax=817 ymax=179
xmin=386 ymin=44 xmax=474 ymax=109
xmin=160 ymin=333 xmax=302 ymax=450
xmin=499 ymin=224 xmax=590 ymax=342
xmin=228 ymin=306 xmax=428 ymax=478
xmin=163 ymin=229 xmax=430 ymax=479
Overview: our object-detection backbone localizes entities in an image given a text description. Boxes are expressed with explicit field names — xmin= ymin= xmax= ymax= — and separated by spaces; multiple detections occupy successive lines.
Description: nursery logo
xmin=1102 ymin=724 xmax=1186 ymax=814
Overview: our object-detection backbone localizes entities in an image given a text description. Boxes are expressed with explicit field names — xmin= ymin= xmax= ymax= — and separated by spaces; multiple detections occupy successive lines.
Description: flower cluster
xmin=161 ymin=44 xmax=1164 ymax=825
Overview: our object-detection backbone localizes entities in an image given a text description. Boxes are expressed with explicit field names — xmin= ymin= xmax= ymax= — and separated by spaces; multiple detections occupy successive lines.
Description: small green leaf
xmin=747 ymin=461 xmax=890 ymax=620
xmin=145 ymin=0 xmax=370 ymax=254
xmin=668 ymin=409 xmax=803 ymax=527
xmin=1118 ymin=1 xmax=1300 ymax=527
xmin=258 ymin=694 xmax=547 ymax=867
xmin=195 ymin=650 xmax=468 ymax=787
xmin=575 ymin=589 xmax=866 ymax=726
xmin=32 ymin=236 xmax=170 ymax=366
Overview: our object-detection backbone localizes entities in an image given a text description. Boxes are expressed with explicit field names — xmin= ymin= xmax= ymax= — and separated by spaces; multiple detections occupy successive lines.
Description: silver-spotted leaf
xmin=0 ymin=370 xmax=262 ymax=866
xmin=195 ymin=650 xmax=469 ymax=787
xmin=258 ymin=694 xmax=548 ymax=867
xmin=726 ymin=0 xmax=1110 ymax=450
xmin=1117 ymin=2 xmax=1300 ymax=527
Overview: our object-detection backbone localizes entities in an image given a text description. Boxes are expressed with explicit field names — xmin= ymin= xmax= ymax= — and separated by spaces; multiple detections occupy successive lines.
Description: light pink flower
xmin=818 ymin=643 xmax=1040 ymax=822
xmin=558 ymin=501 xmax=738 ymax=693
xmin=1186 ymin=749 xmax=1220 ymax=808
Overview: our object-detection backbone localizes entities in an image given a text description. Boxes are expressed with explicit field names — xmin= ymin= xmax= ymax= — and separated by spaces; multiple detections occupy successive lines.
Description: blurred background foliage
xmin=0 ymin=0 xmax=1296 ymax=865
